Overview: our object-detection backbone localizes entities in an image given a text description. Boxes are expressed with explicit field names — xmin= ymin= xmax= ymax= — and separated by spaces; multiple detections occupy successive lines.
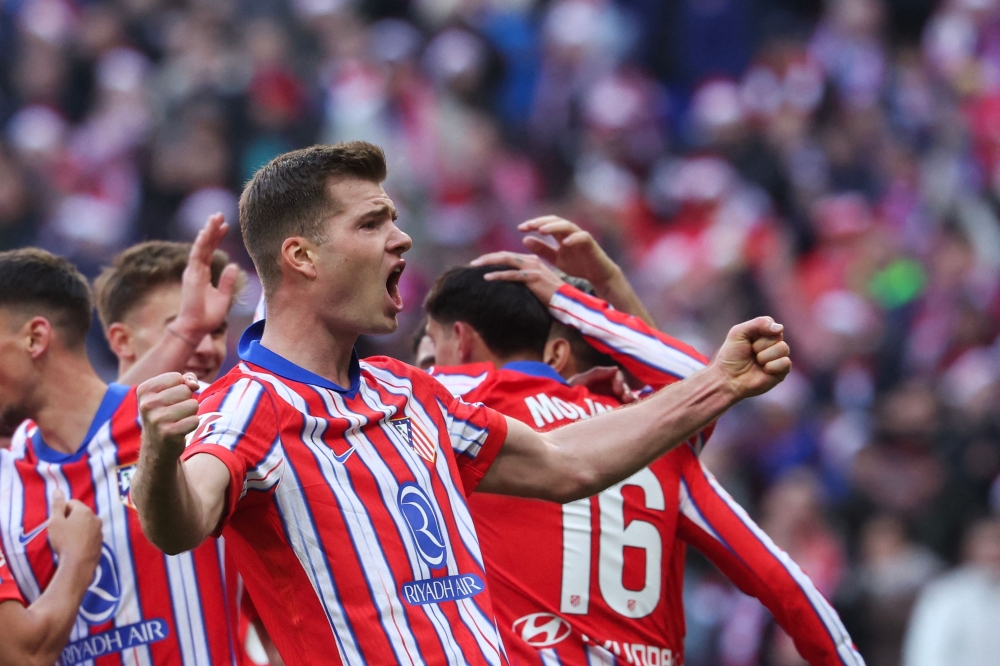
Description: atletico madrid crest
xmin=392 ymin=417 xmax=437 ymax=464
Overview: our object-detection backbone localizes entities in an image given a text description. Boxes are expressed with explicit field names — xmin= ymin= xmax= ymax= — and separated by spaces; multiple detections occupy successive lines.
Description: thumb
xmin=51 ymin=489 xmax=67 ymax=517
xmin=729 ymin=316 xmax=783 ymax=344
xmin=216 ymin=263 xmax=240 ymax=300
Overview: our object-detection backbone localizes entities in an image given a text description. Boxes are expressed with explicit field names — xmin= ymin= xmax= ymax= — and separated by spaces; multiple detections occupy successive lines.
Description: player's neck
xmin=488 ymin=351 xmax=544 ymax=368
xmin=34 ymin=356 xmax=108 ymax=454
xmin=259 ymin=310 xmax=357 ymax=388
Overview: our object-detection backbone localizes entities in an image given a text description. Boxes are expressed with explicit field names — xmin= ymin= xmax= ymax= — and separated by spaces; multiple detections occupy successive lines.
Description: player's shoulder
xmin=196 ymin=365 xmax=275 ymax=408
xmin=427 ymin=362 xmax=496 ymax=397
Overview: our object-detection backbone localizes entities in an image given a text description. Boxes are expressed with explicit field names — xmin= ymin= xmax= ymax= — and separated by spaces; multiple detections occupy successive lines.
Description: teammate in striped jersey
xmin=420 ymin=219 xmax=861 ymax=665
xmin=0 ymin=248 xmax=246 ymax=665
xmin=130 ymin=141 xmax=793 ymax=666
xmin=0 ymin=490 xmax=103 ymax=665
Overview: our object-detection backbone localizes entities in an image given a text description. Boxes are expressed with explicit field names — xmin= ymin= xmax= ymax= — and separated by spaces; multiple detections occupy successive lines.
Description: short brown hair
xmin=0 ymin=248 xmax=93 ymax=348
xmin=94 ymin=240 xmax=246 ymax=329
xmin=238 ymin=141 xmax=388 ymax=288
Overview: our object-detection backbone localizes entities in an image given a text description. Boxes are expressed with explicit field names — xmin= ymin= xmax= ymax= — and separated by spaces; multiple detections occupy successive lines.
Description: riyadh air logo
xmin=79 ymin=544 xmax=121 ymax=625
xmin=117 ymin=464 xmax=137 ymax=509
xmin=397 ymin=483 xmax=446 ymax=569
xmin=512 ymin=613 xmax=572 ymax=648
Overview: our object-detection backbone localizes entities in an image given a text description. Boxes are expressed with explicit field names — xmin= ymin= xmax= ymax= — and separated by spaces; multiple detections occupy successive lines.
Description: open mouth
xmin=386 ymin=263 xmax=405 ymax=310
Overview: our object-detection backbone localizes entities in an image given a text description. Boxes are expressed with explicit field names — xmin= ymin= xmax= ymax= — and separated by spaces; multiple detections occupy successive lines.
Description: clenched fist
xmin=712 ymin=317 xmax=792 ymax=399
xmin=48 ymin=490 xmax=102 ymax=570
xmin=137 ymin=372 xmax=201 ymax=463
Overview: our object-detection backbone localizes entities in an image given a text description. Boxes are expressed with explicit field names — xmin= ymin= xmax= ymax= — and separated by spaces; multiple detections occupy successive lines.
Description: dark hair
xmin=0 ymin=248 xmax=93 ymax=348
xmin=239 ymin=141 xmax=388 ymax=288
xmin=93 ymin=240 xmax=245 ymax=330
xmin=548 ymin=275 xmax=614 ymax=370
xmin=424 ymin=265 xmax=553 ymax=359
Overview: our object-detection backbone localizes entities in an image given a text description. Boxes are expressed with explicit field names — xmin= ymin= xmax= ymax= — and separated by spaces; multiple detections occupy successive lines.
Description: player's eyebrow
xmin=358 ymin=203 xmax=398 ymax=222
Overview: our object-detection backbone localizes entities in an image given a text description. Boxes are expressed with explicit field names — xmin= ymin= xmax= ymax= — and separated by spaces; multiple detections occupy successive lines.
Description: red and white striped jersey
xmin=0 ymin=545 xmax=22 ymax=605
xmin=0 ymin=385 xmax=244 ymax=666
xmin=430 ymin=284 xmax=864 ymax=666
xmin=182 ymin=321 xmax=511 ymax=666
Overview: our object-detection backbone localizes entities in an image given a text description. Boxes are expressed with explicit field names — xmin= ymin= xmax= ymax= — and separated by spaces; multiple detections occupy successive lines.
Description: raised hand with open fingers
xmin=171 ymin=212 xmax=241 ymax=345
xmin=517 ymin=216 xmax=620 ymax=288
xmin=470 ymin=251 xmax=565 ymax=304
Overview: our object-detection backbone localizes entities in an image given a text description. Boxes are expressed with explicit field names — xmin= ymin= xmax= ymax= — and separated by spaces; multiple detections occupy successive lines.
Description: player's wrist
xmin=703 ymin=362 xmax=742 ymax=406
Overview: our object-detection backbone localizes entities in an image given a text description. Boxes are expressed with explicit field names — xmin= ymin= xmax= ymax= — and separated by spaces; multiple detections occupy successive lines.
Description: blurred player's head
xmin=411 ymin=317 xmax=435 ymax=369
xmin=0 ymin=248 xmax=93 ymax=436
xmin=94 ymin=241 xmax=245 ymax=383
xmin=423 ymin=265 xmax=552 ymax=367
xmin=240 ymin=141 xmax=411 ymax=337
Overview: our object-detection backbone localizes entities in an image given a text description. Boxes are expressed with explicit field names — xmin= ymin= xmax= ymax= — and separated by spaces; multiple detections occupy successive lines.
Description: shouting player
xmin=130 ymin=141 xmax=792 ymax=666
xmin=424 ymin=218 xmax=865 ymax=666
xmin=0 ymin=241 xmax=246 ymax=664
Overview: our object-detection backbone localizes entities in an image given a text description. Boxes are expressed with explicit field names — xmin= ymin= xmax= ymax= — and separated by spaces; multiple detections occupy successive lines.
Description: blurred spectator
xmin=902 ymin=517 xmax=1000 ymax=666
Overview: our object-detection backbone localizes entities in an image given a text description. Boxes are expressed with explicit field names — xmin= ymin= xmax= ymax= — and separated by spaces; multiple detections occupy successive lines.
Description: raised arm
xmin=117 ymin=213 xmax=241 ymax=386
xmin=478 ymin=316 xmax=790 ymax=501
xmin=0 ymin=492 xmax=103 ymax=666
xmin=130 ymin=373 xmax=231 ymax=554
xmin=474 ymin=248 xmax=707 ymax=391
xmin=674 ymin=447 xmax=865 ymax=666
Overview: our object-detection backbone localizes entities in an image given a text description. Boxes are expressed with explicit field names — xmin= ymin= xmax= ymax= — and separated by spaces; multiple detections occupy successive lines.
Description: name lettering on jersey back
xmin=60 ymin=618 xmax=169 ymax=665
xmin=581 ymin=633 xmax=676 ymax=666
xmin=401 ymin=573 xmax=485 ymax=605
xmin=524 ymin=393 xmax=613 ymax=429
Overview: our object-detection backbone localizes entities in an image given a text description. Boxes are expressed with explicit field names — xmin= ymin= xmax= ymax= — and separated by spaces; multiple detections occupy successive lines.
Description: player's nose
xmin=388 ymin=224 xmax=412 ymax=255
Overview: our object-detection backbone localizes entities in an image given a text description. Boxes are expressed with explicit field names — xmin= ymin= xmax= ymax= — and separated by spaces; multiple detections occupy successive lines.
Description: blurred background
xmin=1 ymin=0 xmax=999 ymax=663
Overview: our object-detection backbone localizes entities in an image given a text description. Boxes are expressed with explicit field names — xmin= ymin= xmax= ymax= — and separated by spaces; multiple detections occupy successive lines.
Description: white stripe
xmin=550 ymin=292 xmax=706 ymax=378
xmin=87 ymin=421 xmax=153 ymax=666
xmin=429 ymin=370 xmax=490 ymax=397
xmin=678 ymin=480 xmax=724 ymax=543
xmin=698 ymin=465 xmax=865 ymax=666
xmin=541 ymin=648 xmax=562 ymax=665
xmin=0 ymin=446 xmax=43 ymax=601
xmin=585 ymin=644 xmax=617 ymax=666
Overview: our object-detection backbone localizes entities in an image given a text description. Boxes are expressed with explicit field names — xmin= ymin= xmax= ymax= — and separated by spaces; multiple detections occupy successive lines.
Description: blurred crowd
xmin=1 ymin=0 xmax=999 ymax=663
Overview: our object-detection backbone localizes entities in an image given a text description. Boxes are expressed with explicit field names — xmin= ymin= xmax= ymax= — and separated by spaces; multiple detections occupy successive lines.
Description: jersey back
xmin=432 ymin=362 xmax=688 ymax=666
xmin=0 ymin=385 xmax=243 ymax=666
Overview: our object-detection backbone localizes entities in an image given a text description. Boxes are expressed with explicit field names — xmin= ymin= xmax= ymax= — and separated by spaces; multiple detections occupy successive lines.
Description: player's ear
xmin=106 ymin=322 xmax=137 ymax=364
xmin=544 ymin=337 xmax=572 ymax=375
xmin=454 ymin=321 xmax=481 ymax=364
xmin=280 ymin=237 xmax=318 ymax=281
xmin=24 ymin=316 xmax=54 ymax=359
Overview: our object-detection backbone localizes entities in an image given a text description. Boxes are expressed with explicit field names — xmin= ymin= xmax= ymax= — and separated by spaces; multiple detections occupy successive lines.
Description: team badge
xmin=117 ymin=464 xmax=137 ymax=509
xmin=391 ymin=417 xmax=436 ymax=464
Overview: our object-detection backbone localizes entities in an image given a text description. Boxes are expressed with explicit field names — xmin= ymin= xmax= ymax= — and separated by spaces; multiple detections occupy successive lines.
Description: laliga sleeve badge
xmin=117 ymin=463 xmax=137 ymax=509
xmin=392 ymin=417 xmax=437 ymax=464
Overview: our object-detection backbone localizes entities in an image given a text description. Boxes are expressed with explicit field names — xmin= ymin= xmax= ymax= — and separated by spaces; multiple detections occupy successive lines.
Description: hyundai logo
xmin=79 ymin=544 xmax=121 ymax=625
xmin=512 ymin=612 xmax=572 ymax=648
xmin=397 ymin=483 xmax=446 ymax=568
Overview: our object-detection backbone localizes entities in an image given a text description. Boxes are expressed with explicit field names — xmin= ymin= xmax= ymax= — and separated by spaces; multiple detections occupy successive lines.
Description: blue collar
xmin=502 ymin=360 xmax=568 ymax=385
xmin=238 ymin=320 xmax=361 ymax=396
xmin=32 ymin=383 xmax=130 ymax=464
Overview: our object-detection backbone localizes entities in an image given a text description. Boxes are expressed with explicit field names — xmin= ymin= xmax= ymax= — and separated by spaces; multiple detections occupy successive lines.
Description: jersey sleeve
xmin=548 ymin=284 xmax=709 ymax=390
xmin=675 ymin=447 xmax=864 ymax=666
xmin=426 ymin=374 xmax=508 ymax=495
xmin=0 ymin=549 xmax=25 ymax=606
xmin=182 ymin=377 xmax=283 ymax=532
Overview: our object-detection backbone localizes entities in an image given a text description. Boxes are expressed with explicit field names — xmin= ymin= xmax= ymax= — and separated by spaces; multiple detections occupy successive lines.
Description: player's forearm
xmin=118 ymin=324 xmax=203 ymax=386
xmin=132 ymin=447 xmax=213 ymax=555
xmin=549 ymin=285 xmax=707 ymax=389
xmin=542 ymin=365 xmax=736 ymax=502
xmin=591 ymin=267 xmax=656 ymax=327
xmin=0 ymin=553 xmax=97 ymax=666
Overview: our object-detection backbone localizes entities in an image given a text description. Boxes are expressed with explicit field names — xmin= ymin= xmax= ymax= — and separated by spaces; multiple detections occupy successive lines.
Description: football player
xmin=130 ymin=142 xmax=791 ymax=666
xmin=423 ymin=217 xmax=864 ymax=666
xmin=0 ymin=240 xmax=246 ymax=664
